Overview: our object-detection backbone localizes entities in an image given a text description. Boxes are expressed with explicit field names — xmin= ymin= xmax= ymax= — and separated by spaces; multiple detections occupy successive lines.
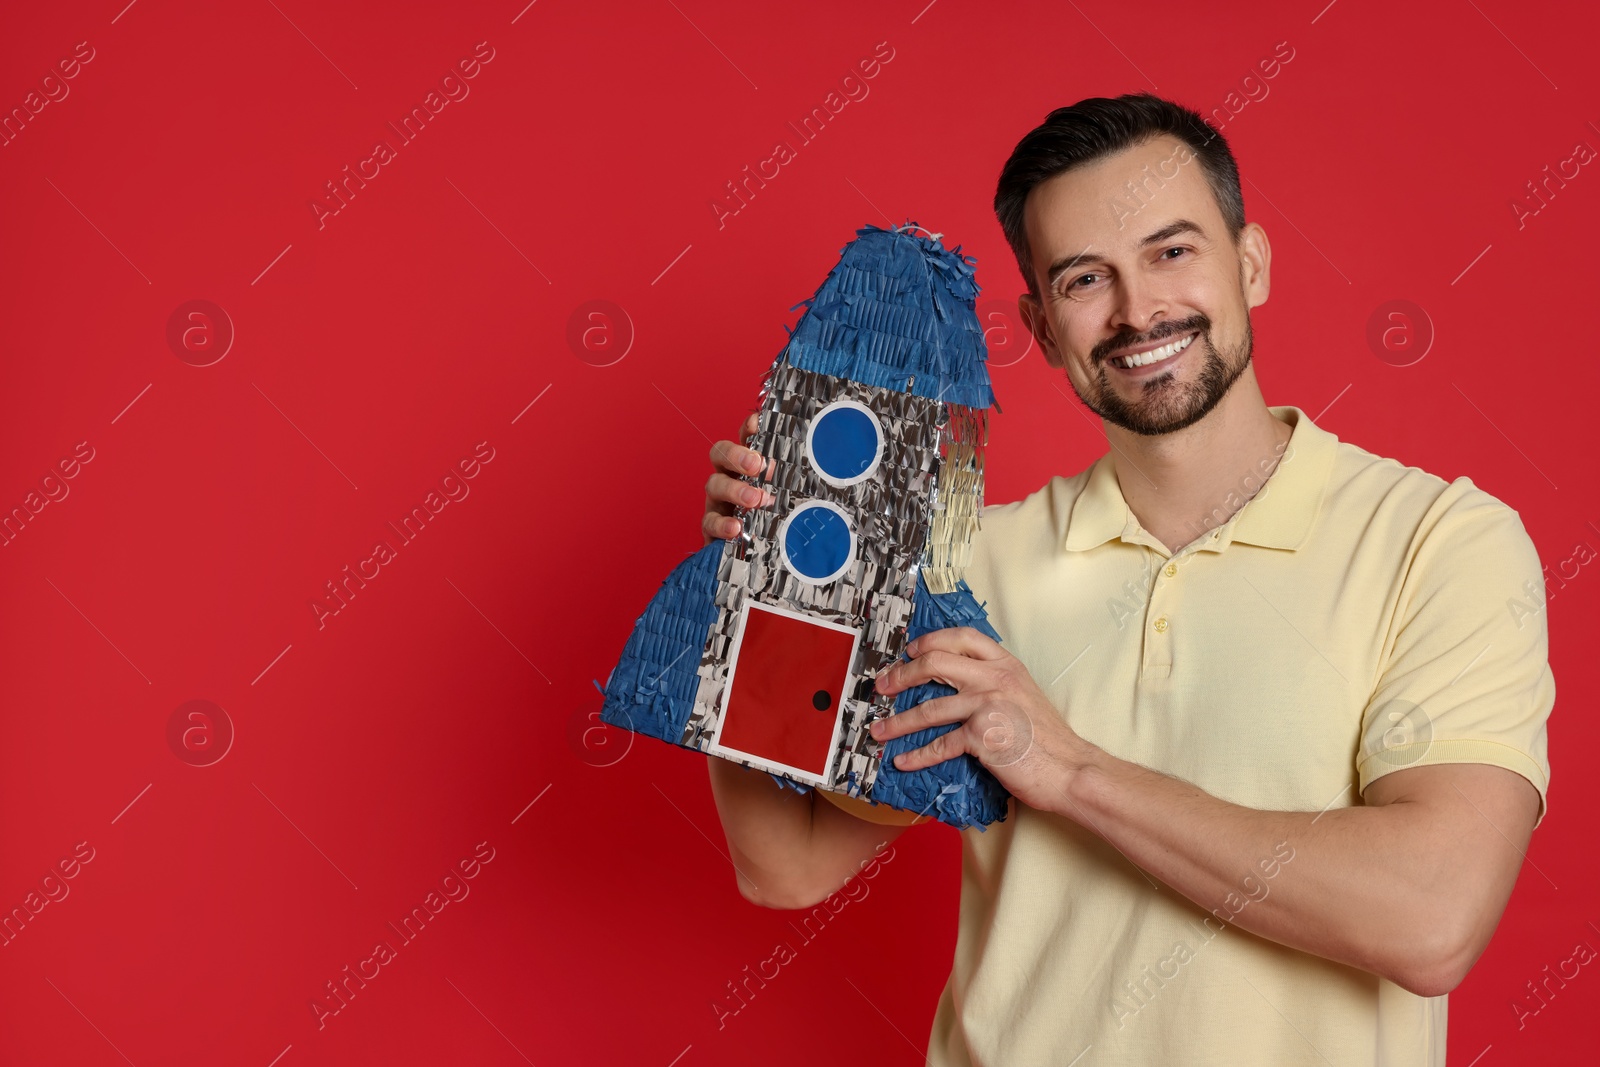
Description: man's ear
xmin=1018 ymin=292 xmax=1062 ymax=370
xmin=1238 ymin=222 xmax=1271 ymax=311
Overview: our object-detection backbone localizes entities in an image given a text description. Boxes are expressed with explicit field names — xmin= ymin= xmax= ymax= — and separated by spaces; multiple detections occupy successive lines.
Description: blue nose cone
xmin=781 ymin=223 xmax=998 ymax=410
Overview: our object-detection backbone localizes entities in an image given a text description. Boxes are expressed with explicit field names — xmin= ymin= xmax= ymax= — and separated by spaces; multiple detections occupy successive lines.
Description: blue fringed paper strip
xmin=783 ymin=224 xmax=996 ymax=410
xmin=857 ymin=573 xmax=1011 ymax=830
xmin=599 ymin=541 xmax=723 ymax=745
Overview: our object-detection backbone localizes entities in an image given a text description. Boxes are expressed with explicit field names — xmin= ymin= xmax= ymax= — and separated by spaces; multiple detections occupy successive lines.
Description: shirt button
xmin=1164 ymin=563 xmax=1178 ymax=578
xmin=1154 ymin=616 xmax=1169 ymax=633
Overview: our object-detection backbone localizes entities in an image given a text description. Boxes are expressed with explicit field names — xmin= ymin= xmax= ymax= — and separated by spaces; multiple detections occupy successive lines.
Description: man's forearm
xmin=706 ymin=758 xmax=917 ymax=911
xmin=705 ymin=757 xmax=816 ymax=906
xmin=867 ymin=615 xmax=1539 ymax=996
xmin=1054 ymin=749 xmax=1491 ymax=996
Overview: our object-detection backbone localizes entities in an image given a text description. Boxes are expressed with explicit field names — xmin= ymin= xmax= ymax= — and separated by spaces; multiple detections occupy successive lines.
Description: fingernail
xmin=745 ymin=453 xmax=762 ymax=472
xmin=742 ymin=487 xmax=760 ymax=505
xmin=869 ymin=721 xmax=882 ymax=736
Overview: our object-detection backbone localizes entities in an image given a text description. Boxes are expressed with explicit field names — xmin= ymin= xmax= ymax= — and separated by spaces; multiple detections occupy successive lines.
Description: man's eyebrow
xmin=1044 ymin=219 xmax=1209 ymax=287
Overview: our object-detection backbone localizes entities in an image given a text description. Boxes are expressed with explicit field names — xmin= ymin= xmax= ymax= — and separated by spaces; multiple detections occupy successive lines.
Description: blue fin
xmin=599 ymin=541 xmax=724 ymax=745
xmin=864 ymin=572 xmax=1012 ymax=830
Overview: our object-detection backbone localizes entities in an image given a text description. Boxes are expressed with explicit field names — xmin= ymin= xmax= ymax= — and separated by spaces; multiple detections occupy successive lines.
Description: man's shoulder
xmin=1323 ymin=435 xmax=1531 ymax=555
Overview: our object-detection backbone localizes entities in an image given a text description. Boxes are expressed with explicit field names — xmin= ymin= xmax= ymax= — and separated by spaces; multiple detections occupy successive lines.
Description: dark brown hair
xmin=993 ymin=93 xmax=1245 ymax=296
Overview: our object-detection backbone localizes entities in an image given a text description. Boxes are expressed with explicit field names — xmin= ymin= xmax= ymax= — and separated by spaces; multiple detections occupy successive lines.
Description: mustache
xmin=1094 ymin=316 xmax=1210 ymax=363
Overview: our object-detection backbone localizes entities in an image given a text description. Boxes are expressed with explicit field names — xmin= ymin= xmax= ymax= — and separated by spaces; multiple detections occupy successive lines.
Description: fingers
xmin=711 ymin=436 xmax=766 ymax=477
xmin=905 ymin=626 xmax=1007 ymax=662
xmin=874 ymin=649 xmax=981 ymax=697
xmin=706 ymin=471 xmax=773 ymax=510
xmin=887 ymin=722 xmax=970 ymax=773
xmin=702 ymin=474 xmax=775 ymax=541
xmin=702 ymin=414 xmax=774 ymax=543
xmin=713 ymin=412 xmax=766 ymax=475
xmin=870 ymin=692 xmax=978 ymax=743
xmin=702 ymin=510 xmax=741 ymax=543
xmin=888 ymin=703 xmax=1038 ymax=772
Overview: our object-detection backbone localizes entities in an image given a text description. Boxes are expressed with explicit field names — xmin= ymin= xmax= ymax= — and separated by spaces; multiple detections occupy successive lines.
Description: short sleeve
xmin=815 ymin=788 xmax=929 ymax=827
xmin=1357 ymin=478 xmax=1555 ymax=826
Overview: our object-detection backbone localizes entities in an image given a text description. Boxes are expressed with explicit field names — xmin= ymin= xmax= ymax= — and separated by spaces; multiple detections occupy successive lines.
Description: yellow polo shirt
xmin=822 ymin=405 xmax=1553 ymax=1066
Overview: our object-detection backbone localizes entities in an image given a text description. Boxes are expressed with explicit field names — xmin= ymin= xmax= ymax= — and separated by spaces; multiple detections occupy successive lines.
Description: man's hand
xmin=870 ymin=625 xmax=1097 ymax=813
xmin=702 ymin=411 xmax=775 ymax=546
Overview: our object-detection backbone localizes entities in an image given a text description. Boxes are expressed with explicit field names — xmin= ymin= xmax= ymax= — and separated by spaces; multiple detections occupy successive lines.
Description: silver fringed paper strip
xmin=676 ymin=354 xmax=989 ymax=798
xmin=922 ymin=404 xmax=987 ymax=595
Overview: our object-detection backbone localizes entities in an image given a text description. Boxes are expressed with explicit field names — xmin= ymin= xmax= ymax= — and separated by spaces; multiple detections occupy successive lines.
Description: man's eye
xmin=1068 ymin=273 xmax=1100 ymax=289
xmin=1161 ymin=247 xmax=1187 ymax=260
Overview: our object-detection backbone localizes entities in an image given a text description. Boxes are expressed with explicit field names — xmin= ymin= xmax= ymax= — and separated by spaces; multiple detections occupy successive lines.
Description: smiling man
xmin=701 ymin=93 xmax=1553 ymax=1066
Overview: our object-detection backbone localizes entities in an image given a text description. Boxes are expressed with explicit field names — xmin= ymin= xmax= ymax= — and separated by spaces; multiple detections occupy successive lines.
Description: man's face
xmin=1018 ymin=136 xmax=1270 ymax=436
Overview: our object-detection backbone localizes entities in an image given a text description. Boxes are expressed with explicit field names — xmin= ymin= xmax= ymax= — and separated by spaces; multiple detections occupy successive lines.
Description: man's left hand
xmin=870 ymin=626 xmax=1097 ymax=813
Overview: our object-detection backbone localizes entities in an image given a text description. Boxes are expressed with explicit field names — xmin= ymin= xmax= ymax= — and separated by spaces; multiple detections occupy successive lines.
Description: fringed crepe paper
xmin=599 ymin=222 xmax=1010 ymax=830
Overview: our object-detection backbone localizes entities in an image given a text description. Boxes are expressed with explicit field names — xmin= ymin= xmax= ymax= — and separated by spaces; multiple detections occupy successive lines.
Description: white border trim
xmin=805 ymin=398 xmax=884 ymax=487
xmin=776 ymin=499 xmax=856 ymax=586
xmin=708 ymin=600 xmax=860 ymax=786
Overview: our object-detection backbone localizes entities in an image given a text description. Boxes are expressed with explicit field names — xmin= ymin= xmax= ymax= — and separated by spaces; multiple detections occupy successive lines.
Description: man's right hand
xmin=702 ymin=411 xmax=776 ymax=546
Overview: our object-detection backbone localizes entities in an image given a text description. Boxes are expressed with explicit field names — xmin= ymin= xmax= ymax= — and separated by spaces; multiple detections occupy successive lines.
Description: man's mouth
xmin=1109 ymin=331 xmax=1198 ymax=370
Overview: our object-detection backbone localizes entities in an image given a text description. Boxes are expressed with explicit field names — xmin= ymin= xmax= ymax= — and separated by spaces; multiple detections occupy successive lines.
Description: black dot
xmin=812 ymin=689 xmax=832 ymax=711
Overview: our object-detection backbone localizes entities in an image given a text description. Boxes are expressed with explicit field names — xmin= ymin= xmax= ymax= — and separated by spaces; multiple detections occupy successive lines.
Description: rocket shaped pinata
xmin=599 ymin=223 xmax=1009 ymax=829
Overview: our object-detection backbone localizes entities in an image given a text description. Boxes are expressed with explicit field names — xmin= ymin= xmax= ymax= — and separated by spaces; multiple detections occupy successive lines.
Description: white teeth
xmin=1114 ymin=332 xmax=1195 ymax=369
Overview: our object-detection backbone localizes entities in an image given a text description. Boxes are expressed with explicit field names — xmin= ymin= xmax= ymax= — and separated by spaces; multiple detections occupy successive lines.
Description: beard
xmin=1071 ymin=312 xmax=1253 ymax=437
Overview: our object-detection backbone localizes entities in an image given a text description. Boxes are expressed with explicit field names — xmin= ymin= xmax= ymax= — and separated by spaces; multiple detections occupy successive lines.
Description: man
xmin=700 ymin=93 xmax=1552 ymax=1065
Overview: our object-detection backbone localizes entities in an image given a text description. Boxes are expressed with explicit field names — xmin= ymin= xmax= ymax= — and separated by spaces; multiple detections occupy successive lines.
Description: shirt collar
xmin=1061 ymin=405 xmax=1339 ymax=554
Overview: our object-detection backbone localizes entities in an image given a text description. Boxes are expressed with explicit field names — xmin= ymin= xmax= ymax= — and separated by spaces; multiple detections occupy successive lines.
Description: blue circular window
xmin=778 ymin=501 xmax=855 ymax=585
xmin=806 ymin=400 xmax=883 ymax=487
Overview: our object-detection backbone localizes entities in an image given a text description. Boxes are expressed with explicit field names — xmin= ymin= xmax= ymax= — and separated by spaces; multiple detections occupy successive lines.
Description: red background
xmin=1 ymin=1 xmax=1595 ymax=1064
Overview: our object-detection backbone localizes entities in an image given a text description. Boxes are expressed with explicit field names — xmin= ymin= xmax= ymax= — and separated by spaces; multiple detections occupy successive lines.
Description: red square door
xmin=713 ymin=602 xmax=861 ymax=782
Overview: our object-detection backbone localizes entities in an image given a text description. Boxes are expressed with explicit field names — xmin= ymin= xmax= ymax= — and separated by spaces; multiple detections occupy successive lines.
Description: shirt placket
xmin=1123 ymin=525 xmax=1226 ymax=679
xmin=1143 ymin=548 xmax=1179 ymax=677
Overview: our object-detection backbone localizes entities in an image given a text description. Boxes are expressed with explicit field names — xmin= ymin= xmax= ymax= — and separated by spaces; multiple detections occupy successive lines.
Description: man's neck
xmin=1103 ymin=369 xmax=1291 ymax=555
